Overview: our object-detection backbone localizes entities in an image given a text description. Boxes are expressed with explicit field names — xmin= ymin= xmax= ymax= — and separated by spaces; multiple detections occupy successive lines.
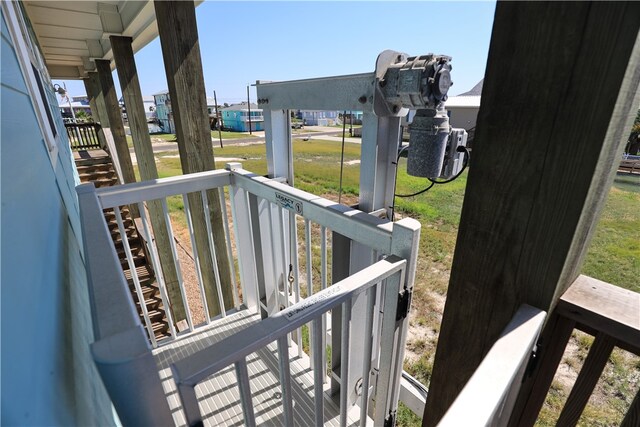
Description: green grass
xmin=582 ymin=185 xmax=640 ymax=292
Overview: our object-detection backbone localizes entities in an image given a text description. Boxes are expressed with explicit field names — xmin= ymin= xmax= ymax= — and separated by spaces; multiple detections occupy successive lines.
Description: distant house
xmin=444 ymin=79 xmax=482 ymax=131
xmin=296 ymin=110 xmax=338 ymax=126
xmin=221 ymin=102 xmax=264 ymax=132
xmin=58 ymin=95 xmax=92 ymax=118
xmin=119 ymin=95 xmax=156 ymax=122
xmin=207 ymin=97 xmax=223 ymax=130
xmin=153 ymin=90 xmax=174 ymax=133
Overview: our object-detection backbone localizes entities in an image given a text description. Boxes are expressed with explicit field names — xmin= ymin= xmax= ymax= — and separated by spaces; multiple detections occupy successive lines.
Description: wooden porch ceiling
xmin=22 ymin=1 xmax=201 ymax=80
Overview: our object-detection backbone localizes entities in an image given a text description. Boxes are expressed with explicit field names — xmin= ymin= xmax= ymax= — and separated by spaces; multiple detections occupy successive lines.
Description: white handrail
xmin=171 ymin=256 xmax=406 ymax=426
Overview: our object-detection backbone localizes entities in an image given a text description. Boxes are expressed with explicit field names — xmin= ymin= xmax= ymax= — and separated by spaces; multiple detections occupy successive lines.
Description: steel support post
xmin=257 ymin=72 xmax=402 ymax=406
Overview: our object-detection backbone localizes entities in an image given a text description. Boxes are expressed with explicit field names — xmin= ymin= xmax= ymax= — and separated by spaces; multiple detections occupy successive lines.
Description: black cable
xmin=395 ymin=181 xmax=436 ymax=198
xmin=337 ymin=110 xmax=347 ymax=204
xmin=393 ymin=146 xmax=469 ymax=199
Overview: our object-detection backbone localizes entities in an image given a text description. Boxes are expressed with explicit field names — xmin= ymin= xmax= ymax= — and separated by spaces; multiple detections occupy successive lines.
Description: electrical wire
xmin=337 ymin=110 xmax=347 ymax=204
xmin=392 ymin=146 xmax=470 ymax=208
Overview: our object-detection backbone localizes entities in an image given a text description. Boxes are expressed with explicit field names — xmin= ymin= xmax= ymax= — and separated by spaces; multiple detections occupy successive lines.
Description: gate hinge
xmin=524 ymin=342 xmax=541 ymax=381
xmin=396 ymin=289 xmax=412 ymax=321
xmin=384 ymin=409 xmax=397 ymax=427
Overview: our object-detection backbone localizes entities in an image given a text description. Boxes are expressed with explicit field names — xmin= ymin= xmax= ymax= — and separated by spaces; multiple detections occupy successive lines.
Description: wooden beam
xmin=423 ymin=3 xmax=640 ymax=426
xmin=83 ymin=75 xmax=107 ymax=149
xmin=94 ymin=59 xmax=137 ymax=190
xmin=110 ymin=35 xmax=187 ymax=323
xmin=154 ymin=0 xmax=234 ymax=315
xmin=86 ymin=72 xmax=109 ymax=128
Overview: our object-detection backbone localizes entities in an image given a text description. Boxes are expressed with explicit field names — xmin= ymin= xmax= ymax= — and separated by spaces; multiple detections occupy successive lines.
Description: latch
xmin=384 ymin=409 xmax=397 ymax=427
xmin=524 ymin=342 xmax=541 ymax=381
xmin=396 ymin=289 xmax=412 ymax=321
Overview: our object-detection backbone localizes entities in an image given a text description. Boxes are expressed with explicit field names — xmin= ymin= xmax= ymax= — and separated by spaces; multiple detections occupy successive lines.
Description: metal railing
xmin=172 ymin=256 xmax=407 ymax=427
xmin=65 ymin=122 xmax=102 ymax=150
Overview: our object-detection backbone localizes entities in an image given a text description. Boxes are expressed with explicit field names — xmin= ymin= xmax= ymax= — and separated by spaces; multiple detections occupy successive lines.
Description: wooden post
xmin=154 ymin=0 xmax=234 ymax=315
xmin=423 ymin=3 xmax=640 ymax=426
xmin=82 ymin=75 xmax=108 ymax=149
xmin=87 ymin=72 xmax=110 ymax=128
xmin=110 ymin=35 xmax=187 ymax=323
xmin=94 ymin=60 xmax=138 ymax=188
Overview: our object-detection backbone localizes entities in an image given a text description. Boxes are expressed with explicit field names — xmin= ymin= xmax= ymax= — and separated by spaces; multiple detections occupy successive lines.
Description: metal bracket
xmin=396 ymin=289 xmax=412 ymax=321
xmin=524 ymin=342 xmax=541 ymax=380
xmin=384 ymin=409 xmax=397 ymax=427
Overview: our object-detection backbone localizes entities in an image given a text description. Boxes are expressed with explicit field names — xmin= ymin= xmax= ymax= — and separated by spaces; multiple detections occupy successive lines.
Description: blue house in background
xmin=152 ymin=90 xmax=174 ymax=133
xmin=221 ymin=102 xmax=264 ymax=132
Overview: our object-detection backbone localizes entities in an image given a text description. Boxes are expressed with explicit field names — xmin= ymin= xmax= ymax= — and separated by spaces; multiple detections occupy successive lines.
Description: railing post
xmin=77 ymin=183 xmax=171 ymax=424
xmin=227 ymin=163 xmax=259 ymax=312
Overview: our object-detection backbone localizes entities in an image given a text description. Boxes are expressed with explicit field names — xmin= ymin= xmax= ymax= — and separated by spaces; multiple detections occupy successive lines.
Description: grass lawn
xmin=149 ymin=139 xmax=639 ymax=426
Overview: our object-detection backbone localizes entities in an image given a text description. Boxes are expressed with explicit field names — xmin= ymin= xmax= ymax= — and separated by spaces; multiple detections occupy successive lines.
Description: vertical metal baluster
xmin=340 ymin=299 xmax=352 ymax=427
xmin=312 ymin=317 xmax=324 ymax=427
xmin=290 ymin=211 xmax=303 ymax=355
xmin=137 ymin=202 xmax=176 ymax=339
xmin=235 ymin=359 xmax=257 ymax=427
xmin=266 ymin=203 xmax=281 ymax=311
xmin=305 ymin=219 xmax=314 ymax=368
xmin=277 ymin=336 xmax=294 ymax=427
xmin=278 ymin=207 xmax=292 ymax=346
xmin=218 ymin=188 xmax=239 ymax=307
xmin=374 ymin=271 xmax=403 ymax=425
xmin=114 ymin=207 xmax=157 ymax=348
xmin=201 ymin=190 xmax=226 ymax=318
xmin=161 ymin=198 xmax=193 ymax=331
xmin=320 ymin=225 xmax=328 ymax=383
xmin=182 ymin=194 xmax=211 ymax=325
xmin=360 ymin=285 xmax=376 ymax=426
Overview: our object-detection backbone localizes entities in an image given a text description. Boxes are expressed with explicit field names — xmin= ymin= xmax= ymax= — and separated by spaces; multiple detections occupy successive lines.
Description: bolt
xmin=392 ymin=105 xmax=400 ymax=113
xmin=358 ymin=95 xmax=367 ymax=104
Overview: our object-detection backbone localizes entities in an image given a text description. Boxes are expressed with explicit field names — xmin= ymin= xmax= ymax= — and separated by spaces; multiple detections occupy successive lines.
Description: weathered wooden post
xmin=82 ymin=74 xmax=108 ymax=149
xmin=423 ymin=2 xmax=640 ymax=426
xmin=110 ymin=35 xmax=187 ymax=323
xmin=94 ymin=59 xmax=138 ymax=192
xmin=153 ymin=0 xmax=235 ymax=315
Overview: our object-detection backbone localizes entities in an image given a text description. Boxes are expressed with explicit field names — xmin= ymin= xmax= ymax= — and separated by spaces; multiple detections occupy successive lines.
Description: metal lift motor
xmin=375 ymin=51 xmax=468 ymax=180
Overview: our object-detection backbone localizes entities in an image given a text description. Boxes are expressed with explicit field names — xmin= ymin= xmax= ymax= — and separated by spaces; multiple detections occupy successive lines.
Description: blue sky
xmin=54 ymin=1 xmax=496 ymax=105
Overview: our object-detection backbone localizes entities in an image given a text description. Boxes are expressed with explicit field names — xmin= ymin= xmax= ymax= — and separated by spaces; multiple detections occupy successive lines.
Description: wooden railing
xmin=65 ymin=122 xmax=102 ymax=150
xmin=512 ymin=275 xmax=640 ymax=426
xmin=438 ymin=276 xmax=639 ymax=426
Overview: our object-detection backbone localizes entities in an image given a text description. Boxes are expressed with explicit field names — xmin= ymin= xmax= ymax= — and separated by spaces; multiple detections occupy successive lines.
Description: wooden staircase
xmin=74 ymin=150 xmax=171 ymax=342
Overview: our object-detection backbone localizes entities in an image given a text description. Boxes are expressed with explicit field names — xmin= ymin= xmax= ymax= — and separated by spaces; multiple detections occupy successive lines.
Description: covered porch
xmin=18 ymin=0 xmax=640 ymax=426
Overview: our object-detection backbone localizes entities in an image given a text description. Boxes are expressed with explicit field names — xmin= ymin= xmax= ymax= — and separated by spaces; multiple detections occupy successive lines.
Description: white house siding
xmin=1 ymin=9 xmax=113 ymax=426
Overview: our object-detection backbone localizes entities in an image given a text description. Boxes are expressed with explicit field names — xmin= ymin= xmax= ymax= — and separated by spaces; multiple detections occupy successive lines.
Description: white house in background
xmin=58 ymin=94 xmax=92 ymax=118
xmin=443 ymin=79 xmax=483 ymax=131
xmin=296 ymin=110 xmax=338 ymax=126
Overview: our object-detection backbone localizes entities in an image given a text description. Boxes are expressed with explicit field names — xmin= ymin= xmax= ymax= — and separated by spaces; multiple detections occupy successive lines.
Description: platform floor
xmin=153 ymin=310 xmax=363 ymax=426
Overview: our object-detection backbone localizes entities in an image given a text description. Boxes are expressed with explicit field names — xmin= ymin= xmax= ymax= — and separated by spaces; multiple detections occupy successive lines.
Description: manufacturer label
xmin=275 ymin=192 xmax=303 ymax=215
xmin=283 ymin=285 xmax=342 ymax=321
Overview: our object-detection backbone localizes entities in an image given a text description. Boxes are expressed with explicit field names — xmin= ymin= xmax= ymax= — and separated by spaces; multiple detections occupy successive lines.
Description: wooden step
xmin=76 ymin=162 xmax=114 ymax=172
xmin=120 ymin=252 xmax=146 ymax=269
xmin=93 ymin=177 xmax=119 ymax=188
xmin=124 ymin=264 xmax=155 ymax=284
xmin=151 ymin=321 xmax=171 ymax=339
xmin=79 ymin=170 xmax=116 ymax=182
xmin=135 ymin=295 xmax=163 ymax=311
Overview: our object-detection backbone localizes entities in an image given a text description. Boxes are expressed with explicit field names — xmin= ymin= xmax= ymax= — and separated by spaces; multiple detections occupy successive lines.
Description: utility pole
xmin=247 ymin=84 xmax=252 ymax=135
xmin=214 ymin=90 xmax=223 ymax=148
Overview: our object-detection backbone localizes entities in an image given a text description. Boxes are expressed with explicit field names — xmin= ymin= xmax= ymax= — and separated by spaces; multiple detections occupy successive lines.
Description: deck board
xmin=153 ymin=310 xmax=364 ymax=426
